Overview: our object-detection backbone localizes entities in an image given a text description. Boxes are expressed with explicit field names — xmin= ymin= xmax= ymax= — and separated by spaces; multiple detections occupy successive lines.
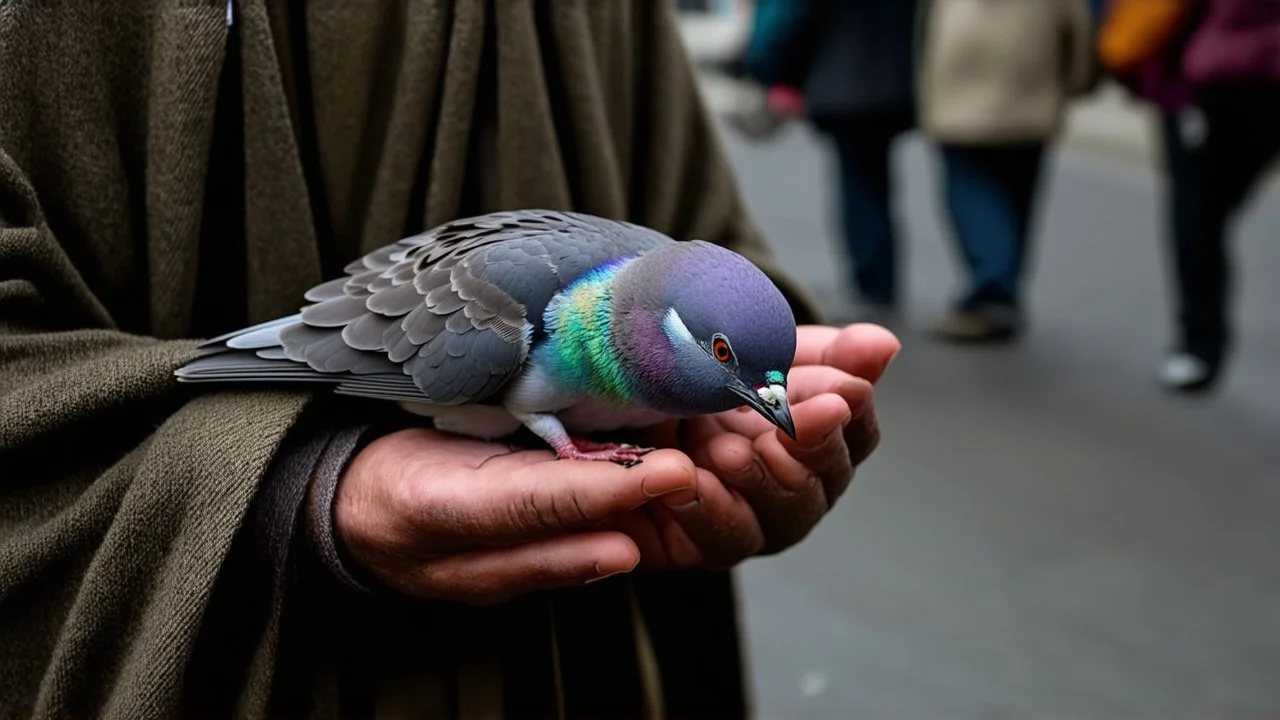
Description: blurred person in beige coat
xmin=918 ymin=0 xmax=1096 ymax=341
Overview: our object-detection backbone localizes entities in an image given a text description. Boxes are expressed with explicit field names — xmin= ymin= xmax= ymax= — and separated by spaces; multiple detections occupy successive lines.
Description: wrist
xmin=302 ymin=421 xmax=391 ymax=594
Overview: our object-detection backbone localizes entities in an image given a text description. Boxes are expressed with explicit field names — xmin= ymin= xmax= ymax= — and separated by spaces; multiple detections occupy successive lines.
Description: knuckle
xmin=566 ymin=486 xmax=594 ymax=525
xmin=504 ymin=491 xmax=552 ymax=536
xmin=846 ymin=407 xmax=881 ymax=465
xmin=808 ymin=433 xmax=856 ymax=493
xmin=743 ymin=457 xmax=770 ymax=492
xmin=825 ymin=468 xmax=856 ymax=509
xmin=507 ymin=485 xmax=593 ymax=536
xmin=761 ymin=494 xmax=825 ymax=555
xmin=825 ymin=457 xmax=855 ymax=494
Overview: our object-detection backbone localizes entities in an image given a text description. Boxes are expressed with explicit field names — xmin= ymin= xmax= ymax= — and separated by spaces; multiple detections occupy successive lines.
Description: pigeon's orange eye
xmin=712 ymin=336 xmax=733 ymax=363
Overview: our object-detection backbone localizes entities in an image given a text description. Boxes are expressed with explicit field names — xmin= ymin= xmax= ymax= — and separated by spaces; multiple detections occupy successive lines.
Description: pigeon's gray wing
xmin=175 ymin=209 xmax=674 ymax=405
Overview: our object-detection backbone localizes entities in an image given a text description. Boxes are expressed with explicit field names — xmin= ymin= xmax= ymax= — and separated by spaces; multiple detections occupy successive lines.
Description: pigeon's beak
xmin=728 ymin=380 xmax=796 ymax=441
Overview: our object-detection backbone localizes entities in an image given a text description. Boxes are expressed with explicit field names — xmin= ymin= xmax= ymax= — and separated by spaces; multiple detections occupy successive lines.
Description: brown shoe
xmin=932 ymin=305 xmax=1021 ymax=343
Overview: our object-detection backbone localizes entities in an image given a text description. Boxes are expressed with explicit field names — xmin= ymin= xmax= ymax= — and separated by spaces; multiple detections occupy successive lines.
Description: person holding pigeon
xmin=0 ymin=2 xmax=898 ymax=718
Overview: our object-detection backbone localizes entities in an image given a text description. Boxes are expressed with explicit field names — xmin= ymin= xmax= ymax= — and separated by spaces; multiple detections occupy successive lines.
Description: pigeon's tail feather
xmin=177 ymin=335 xmax=433 ymax=406
xmin=334 ymin=385 xmax=428 ymax=403
xmin=195 ymin=314 xmax=301 ymax=355
xmin=174 ymin=350 xmax=328 ymax=383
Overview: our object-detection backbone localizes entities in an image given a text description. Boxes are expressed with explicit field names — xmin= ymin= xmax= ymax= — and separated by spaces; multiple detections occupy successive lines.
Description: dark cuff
xmin=254 ymin=397 xmax=395 ymax=595
xmin=301 ymin=422 xmax=382 ymax=593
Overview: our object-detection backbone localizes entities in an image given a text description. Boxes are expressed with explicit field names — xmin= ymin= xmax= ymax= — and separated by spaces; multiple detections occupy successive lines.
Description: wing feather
xmin=175 ymin=209 xmax=676 ymax=407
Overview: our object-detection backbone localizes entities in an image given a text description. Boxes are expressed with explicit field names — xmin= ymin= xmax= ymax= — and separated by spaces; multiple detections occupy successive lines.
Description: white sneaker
xmin=1157 ymin=352 xmax=1214 ymax=391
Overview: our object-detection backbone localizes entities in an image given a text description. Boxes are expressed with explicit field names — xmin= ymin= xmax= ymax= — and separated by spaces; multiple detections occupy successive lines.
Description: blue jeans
xmin=940 ymin=143 xmax=1046 ymax=310
xmin=827 ymin=112 xmax=913 ymax=306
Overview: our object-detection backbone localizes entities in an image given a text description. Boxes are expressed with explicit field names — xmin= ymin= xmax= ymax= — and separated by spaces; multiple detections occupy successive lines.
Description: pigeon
xmin=175 ymin=209 xmax=798 ymax=464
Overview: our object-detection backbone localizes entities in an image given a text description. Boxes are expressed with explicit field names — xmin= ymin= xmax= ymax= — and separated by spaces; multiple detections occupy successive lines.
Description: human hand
xmin=333 ymin=428 xmax=700 ymax=605
xmin=618 ymin=323 xmax=900 ymax=570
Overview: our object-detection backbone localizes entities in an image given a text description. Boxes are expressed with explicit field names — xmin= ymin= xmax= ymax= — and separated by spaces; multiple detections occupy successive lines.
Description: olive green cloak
xmin=0 ymin=1 xmax=817 ymax=718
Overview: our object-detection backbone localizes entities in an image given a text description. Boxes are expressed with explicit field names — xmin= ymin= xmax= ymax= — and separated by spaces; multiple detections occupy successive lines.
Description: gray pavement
xmin=719 ymin=120 xmax=1280 ymax=718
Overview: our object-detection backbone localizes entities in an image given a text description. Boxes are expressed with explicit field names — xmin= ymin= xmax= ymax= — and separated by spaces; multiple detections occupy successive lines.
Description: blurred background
xmin=673 ymin=1 xmax=1280 ymax=717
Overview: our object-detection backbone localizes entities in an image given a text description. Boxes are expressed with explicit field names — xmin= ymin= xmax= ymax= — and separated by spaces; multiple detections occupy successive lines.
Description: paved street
xmin=715 ymin=114 xmax=1280 ymax=718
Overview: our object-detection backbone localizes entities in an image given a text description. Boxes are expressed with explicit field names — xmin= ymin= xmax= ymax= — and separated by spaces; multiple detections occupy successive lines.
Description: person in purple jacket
xmin=1113 ymin=0 xmax=1280 ymax=392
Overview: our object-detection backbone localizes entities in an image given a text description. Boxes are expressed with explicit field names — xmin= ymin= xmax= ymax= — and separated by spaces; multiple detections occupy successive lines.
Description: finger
xmin=772 ymin=393 xmax=852 ymax=486
xmin=710 ymin=389 xmax=871 ymax=509
xmin=618 ymin=503 xmax=710 ymax=570
xmin=842 ymin=393 xmax=881 ymax=473
xmin=693 ymin=390 xmax=850 ymax=482
xmin=794 ymin=323 xmax=901 ymax=384
xmin=820 ymin=324 xmax=901 ymax=384
xmin=613 ymin=505 xmax=704 ymax=570
xmin=689 ymin=422 xmax=833 ymax=556
xmin=781 ymin=368 xmax=880 ymax=489
xmin=707 ymin=432 xmax=833 ymax=554
xmin=472 ymin=449 xmax=700 ymax=540
xmin=708 ymin=367 xmax=867 ymax=442
xmin=404 ymin=532 xmax=641 ymax=605
xmin=656 ymin=467 xmax=765 ymax=571
xmin=793 ymin=325 xmax=841 ymax=365
xmin=679 ymin=398 xmax=849 ymax=557
xmin=786 ymin=367 xmax=874 ymax=431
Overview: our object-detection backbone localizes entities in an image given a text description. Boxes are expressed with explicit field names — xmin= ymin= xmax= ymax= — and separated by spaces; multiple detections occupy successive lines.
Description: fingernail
xmin=586 ymin=559 xmax=638 ymax=584
xmin=586 ymin=571 xmax=624 ymax=585
xmin=641 ymin=465 xmax=697 ymax=498
xmin=661 ymin=492 xmax=701 ymax=509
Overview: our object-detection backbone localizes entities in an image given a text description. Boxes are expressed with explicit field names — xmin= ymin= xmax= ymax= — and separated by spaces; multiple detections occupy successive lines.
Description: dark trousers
xmin=825 ymin=111 xmax=913 ymax=305
xmin=939 ymin=142 xmax=1047 ymax=310
xmin=1158 ymin=83 xmax=1280 ymax=364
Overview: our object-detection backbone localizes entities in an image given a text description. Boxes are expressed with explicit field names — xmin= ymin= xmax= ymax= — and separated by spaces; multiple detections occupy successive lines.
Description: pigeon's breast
xmin=556 ymin=399 xmax=682 ymax=434
xmin=503 ymin=360 xmax=677 ymax=433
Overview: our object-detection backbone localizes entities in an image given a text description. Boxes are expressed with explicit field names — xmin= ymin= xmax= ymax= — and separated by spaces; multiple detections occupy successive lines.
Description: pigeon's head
xmin=615 ymin=240 xmax=798 ymax=438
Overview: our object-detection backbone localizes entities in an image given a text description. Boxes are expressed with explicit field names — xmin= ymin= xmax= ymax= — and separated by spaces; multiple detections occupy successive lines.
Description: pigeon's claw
xmin=556 ymin=437 xmax=655 ymax=466
xmin=516 ymin=411 xmax=656 ymax=465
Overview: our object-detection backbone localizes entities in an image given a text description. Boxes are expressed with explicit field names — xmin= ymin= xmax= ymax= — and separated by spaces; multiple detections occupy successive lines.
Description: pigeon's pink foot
xmin=552 ymin=437 xmax=655 ymax=466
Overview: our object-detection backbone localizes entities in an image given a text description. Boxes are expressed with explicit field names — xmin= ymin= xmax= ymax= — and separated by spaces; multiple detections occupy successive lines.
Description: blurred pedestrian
xmin=919 ymin=0 xmax=1096 ymax=342
xmin=734 ymin=1 xmax=920 ymax=322
xmin=1100 ymin=0 xmax=1280 ymax=392
xmin=715 ymin=0 xmax=811 ymax=142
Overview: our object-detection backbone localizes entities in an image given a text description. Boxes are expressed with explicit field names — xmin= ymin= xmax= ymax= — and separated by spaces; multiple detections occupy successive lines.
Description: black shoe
xmin=932 ymin=303 xmax=1021 ymax=344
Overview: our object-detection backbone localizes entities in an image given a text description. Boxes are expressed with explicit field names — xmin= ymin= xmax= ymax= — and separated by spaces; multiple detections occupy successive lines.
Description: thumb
xmin=482 ymin=449 xmax=700 ymax=538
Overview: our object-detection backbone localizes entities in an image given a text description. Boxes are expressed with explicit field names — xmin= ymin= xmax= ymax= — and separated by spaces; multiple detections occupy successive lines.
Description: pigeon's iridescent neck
xmin=537 ymin=260 xmax=637 ymax=404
